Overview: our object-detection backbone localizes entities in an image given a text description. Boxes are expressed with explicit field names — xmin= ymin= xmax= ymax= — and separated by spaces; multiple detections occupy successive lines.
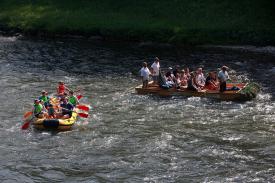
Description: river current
xmin=0 ymin=36 xmax=275 ymax=182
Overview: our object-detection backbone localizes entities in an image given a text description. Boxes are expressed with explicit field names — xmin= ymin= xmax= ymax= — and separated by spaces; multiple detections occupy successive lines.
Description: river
xmin=0 ymin=36 xmax=275 ymax=182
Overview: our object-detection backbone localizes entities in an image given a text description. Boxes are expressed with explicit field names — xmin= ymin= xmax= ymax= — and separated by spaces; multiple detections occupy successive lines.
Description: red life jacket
xmin=58 ymin=84 xmax=65 ymax=94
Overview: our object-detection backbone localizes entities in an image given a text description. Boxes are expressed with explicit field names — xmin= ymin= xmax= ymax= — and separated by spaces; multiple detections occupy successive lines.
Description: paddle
xmin=77 ymin=112 xmax=88 ymax=118
xmin=21 ymin=112 xmax=39 ymax=130
xmin=76 ymin=104 xmax=90 ymax=111
xmin=71 ymin=88 xmax=82 ymax=100
xmin=77 ymin=95 xmax=83 ymax=100
xmin=23 ymin=111 xmax=32 ymax=119
xmin=21 ymin=118 xmax=33 ymax=130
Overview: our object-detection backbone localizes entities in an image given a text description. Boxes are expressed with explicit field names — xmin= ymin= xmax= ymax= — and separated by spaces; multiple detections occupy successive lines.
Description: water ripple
xmin=1 ymin=37 xmax=275 ymax=182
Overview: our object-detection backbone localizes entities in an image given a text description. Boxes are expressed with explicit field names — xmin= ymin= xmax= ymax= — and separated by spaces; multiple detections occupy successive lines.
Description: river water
xmin=0 ymin=36 xmax=275 ymax=182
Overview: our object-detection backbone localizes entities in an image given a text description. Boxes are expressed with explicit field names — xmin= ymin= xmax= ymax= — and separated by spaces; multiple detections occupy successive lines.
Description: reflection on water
xmin=0 ymin=36 xmax=275 ymax=182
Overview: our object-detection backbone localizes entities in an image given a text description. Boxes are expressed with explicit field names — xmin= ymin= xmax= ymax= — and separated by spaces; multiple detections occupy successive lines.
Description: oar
xmin=21 ymin=114 xmax=37 ymax=130
xmin=22 ymin=110 xmax=40 ymax=130
xmin=72 ymin=88 xmax=82 ymax=100
xmin=76 ymin=104 xmax=90 ymax=111
xmin=23 ymin=111 xmax=32 ymax=119
xmin=21 ymin=118 xmax=33 ymax=130
xmin=77 ymin=112 xmax=88 ymax=118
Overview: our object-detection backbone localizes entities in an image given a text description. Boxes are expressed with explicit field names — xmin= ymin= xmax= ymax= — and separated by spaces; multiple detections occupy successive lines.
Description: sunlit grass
xmin=0 ymin=0 xmax=274 ymax=44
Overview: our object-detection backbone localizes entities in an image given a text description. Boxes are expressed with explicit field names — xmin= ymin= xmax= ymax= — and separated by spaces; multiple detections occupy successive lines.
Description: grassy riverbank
xmin=0 ymin=0 xmax=275 ymax=44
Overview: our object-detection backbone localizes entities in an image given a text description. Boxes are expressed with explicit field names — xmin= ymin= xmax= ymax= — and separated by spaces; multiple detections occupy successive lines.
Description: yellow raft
xmin=32 ymin=109 xmax=78 ymax=131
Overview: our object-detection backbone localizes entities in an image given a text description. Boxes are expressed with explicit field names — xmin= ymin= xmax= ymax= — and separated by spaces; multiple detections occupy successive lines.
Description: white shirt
xmin=151 ymin=62 xmax=160 ymax=76
xmin=218 ymin=70 xmax=229 ymax=82
xmin=140 ymin=67 xmax=151 ymax=80
xmin=196 ymin=73 xmax=205 ymax=86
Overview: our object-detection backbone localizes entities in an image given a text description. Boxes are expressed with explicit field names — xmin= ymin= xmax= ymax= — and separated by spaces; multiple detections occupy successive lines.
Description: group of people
xmin=140 ymin=57 xmax=161 ymax=88
xmin=33 ymin=81 xmax=79 ymax=119
xmin=140 ymin=57 xmax=231 ymax=92
xmin=184 ymin=66 xmax=230 ymax=92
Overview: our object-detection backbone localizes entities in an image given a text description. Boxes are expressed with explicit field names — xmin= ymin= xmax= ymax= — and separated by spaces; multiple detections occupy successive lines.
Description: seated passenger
xmin=212 ymin=71 xmax=219 ymax=85
xmin=57 ymin=81 xmax=70 ymax=97
xmin=165 ymin=69 xmax=175 ymax=87
xmin=165 ymin=67 xmax=175 ymax=81
xmin=173 ymin=65 xmax=180 ymax=77
xmin=60 ymin=98 xmax=74 ymax=119
xmin=68 ymin=91 xmax=79 ymax=106
xmin=39 ymin=90 xmax=50 ymax=108
xmin=180 ymin=69 xmax=188 ymax=86
xmin=205 ymin=72 xmax=218 ymax=90
xmin=166 ymin=76 xmax=175 ymax=87
xmin=33 ymin=99 xmax=47 ymax=118
xmin=158 ymin=71 xmax=173 ymax=89
xmin=47 ymin=104 xmax=56 ymax=118
xmin=185 ymin=67 xmax=191 ymax=80
xmin=59 ymin=92 xmax=68 ymax=103
xmin=187 ymin=72 xmax=199 ymax=91
xmin=174 ymin=73 xmax=181 ymax=89
xmin=195 ymin=67 xmax=205 ymax=89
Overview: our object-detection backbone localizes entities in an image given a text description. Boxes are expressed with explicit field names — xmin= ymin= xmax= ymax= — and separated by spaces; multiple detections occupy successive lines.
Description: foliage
xmin=240 ymin=82 xmax=261 ymax=99
xmin=0 ymin=0 xmax=275 ymax=44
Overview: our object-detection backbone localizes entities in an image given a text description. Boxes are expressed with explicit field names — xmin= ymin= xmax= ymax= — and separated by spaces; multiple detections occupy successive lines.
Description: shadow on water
xmin=1 ymin=36 xmax=275 ymax=182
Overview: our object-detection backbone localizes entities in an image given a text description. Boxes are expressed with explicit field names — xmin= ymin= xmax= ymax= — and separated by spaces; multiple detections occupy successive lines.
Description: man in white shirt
xmin=150 ymin=57 xmax=160 ymax=85
xmin=140 ymin=62 xmax=151 ymax=88
xmin=218 ymin=66 xmax=230 ymax=92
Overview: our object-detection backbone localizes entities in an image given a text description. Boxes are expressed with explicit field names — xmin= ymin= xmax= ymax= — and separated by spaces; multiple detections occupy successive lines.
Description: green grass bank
xmin=0 ymin=0 xmax=275 ymax=45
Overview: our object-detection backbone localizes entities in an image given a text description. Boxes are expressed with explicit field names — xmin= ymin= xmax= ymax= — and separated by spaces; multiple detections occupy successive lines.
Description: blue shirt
xmin=61 ymin=103 xmax=74 ymax=111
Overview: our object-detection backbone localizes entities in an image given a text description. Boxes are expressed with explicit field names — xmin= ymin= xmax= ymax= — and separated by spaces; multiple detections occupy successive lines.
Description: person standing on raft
xmin=150 ymin=57 xmax=160 ymax=85
xmin=218 ymin=66 xmax=230 ymax=92
xmin=140 ymin=62 xmax=151 ymax=88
